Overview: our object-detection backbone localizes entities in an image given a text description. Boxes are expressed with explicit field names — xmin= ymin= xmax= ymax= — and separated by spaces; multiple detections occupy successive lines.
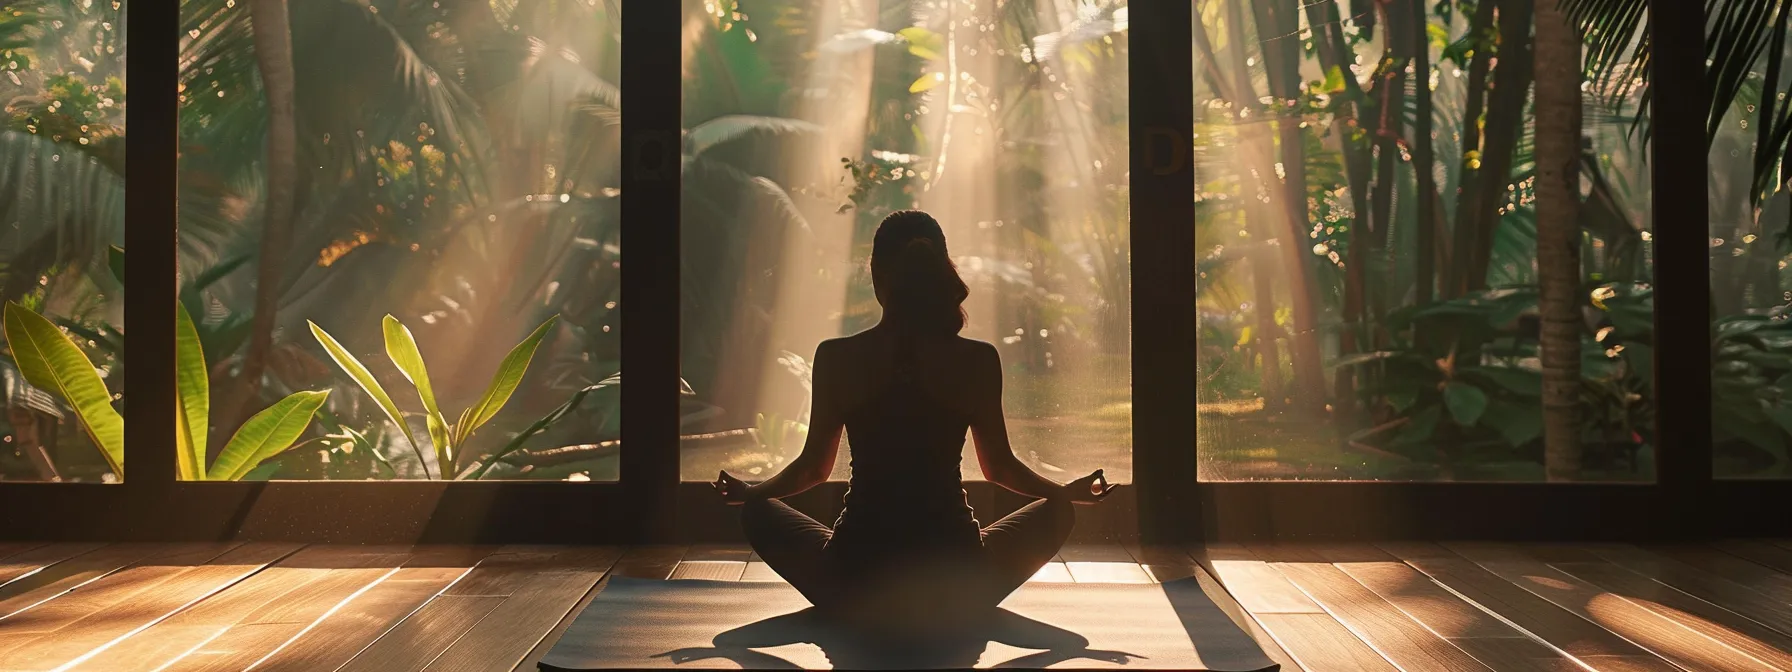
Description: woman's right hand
xmin=712 ymin=470 xmax=752 ymax=505
xmin=1063 ymin=469 xmax=1113 ymax=504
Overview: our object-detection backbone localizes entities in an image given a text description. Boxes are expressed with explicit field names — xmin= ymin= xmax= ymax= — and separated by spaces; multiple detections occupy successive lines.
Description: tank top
xmin=826 ymin=334 xmax=980 ymax=554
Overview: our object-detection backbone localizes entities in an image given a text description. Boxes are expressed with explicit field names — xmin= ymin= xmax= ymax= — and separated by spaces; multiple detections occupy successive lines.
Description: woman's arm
xmin=738 ymin=343 xmax=844 ymax=501
xmin=968 ymin=343 xmax=1098 ymax=500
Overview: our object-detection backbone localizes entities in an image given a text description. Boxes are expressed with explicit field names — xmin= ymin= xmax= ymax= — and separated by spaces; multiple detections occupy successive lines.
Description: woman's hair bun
xmin=872 ymin=211 xmax=968 ymax=334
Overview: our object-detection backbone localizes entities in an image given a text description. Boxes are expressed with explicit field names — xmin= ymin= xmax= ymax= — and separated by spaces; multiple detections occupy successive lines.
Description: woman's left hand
xmin=712 ymin=470 xmax=752 ymax=505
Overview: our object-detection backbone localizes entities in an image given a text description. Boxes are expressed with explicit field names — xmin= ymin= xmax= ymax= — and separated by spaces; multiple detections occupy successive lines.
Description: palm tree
xmin=222 ymin=0 xmax=300 ymax=441
xmin=1536 ymin=0 xmax=1583 ymax=480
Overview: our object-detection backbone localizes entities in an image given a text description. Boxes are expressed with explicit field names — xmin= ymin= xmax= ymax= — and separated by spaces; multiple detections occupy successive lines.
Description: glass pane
xmin=0 ymin=1 xmax=127 ymax=483
xmin=679 ymin=0 xmax=1133 ymax=482
xmin=1712 ymin=12 xmax=1792 ymax=479
xmin=176 ymin=0 xmax=622 ymax=481
xmin=1194 ymin=1 xmax=1654 ymax=481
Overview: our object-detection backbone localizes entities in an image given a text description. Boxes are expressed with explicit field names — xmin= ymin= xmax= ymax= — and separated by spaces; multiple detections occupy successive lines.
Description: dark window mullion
xmin=1129 ymin=0 xmax=1199 ymax=542
xmin=619 ymin=0 xmax=683 ymax=541
xmin=125 ymin=0 xmax=180 ymax=493
xmin=1650 ymin=0 xmax=1713 ymax=519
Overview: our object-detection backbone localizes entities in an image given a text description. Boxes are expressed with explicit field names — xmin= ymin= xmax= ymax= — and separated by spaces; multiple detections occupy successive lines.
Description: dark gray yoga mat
xmin=540 ymin=577 xmax=1280 ymax=671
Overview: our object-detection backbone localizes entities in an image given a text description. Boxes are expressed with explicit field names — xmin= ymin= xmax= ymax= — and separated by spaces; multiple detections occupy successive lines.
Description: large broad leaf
xmin=4 ymin=302 xmax=123 ymax=476
xmin=208 ymin=390 xmax=330 ymax=481
xmin=310 ymin=321 xmax=430 ymax=478
xmin=453 ymin=316 xmax=559 ymax=448
xmin=174 ymin=303 xmax=209 ymax=480
xmin=1443 ymin=381 xmax=1490 ymax=427
xmin=1479 ymin=398 xmax=1544 ymax=448
xmin=684 ymin=116 xmax=821 ymax=158
xmin=382 ymin=315 xmax=453 ymax=475
xmin=107 ymin=245 xmax=125 ymax=285
xmin=467 ymin=382 xmax=605 ymax=480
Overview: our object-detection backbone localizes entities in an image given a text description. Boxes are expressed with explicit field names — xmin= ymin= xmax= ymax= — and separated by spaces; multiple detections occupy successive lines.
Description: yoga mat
xmin=540 ymin=577 xmax=1280 ymax=671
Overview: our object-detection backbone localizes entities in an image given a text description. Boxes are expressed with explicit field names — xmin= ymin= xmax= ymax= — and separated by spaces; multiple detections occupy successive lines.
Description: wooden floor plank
xmin=0 ymin=543 xmax=105 ymax=590
xmin=1064 ymin=561 xmax=1152 ymax=583
xmin=670 ymin=561 xmax=746 ymax=581
xmin=245 ymin=547 xmax=495 ymax=672
xmin=1272 ymin=560 xmax=1491 ymax=671
xmin=157 ymin=546 xmax=415 ymax=672
xmin=69 ymin=558 xmax=338 ymax=672
xmin=1254 ymin=612 xmax=1398 ymax=672
xmin=335 ymin=596 xmax=506 ymax=672
xmin=1446 ymin=542 xmax=1779 ymax=672
xmin=1059 ymin=543 xmax=1136 ymax=563
xmin=1589 ymin=544 xmax=1792 ymax=638
xmin=0 ymin=544 xmax=241 ymax=636
xmin=0 ymin=543 xmax=46 ymax=564
xmin=603 ymin=545 xmax=686 ymax=580
xmin=0 ymin=543 xmax=296 ymax=672
xmin=1187 ymin=560 xmax=1304 ymax=672
xmin=1647 ymin=544 xmax=1792 ymax=605
xmin=1202 ymin=551 xmax=1325 ymax=616
xmin=1334 ymin=558 xmax=1519 ymax=639
xmin=418 ymin=548 xmax=620 ymax=672
xmin=1548 ymin=558 xmax=1792 ymax=670
xmin=0 ymin=544 xmax=176 ymax=620
xmin=1716 ymin=540 xmax=1792 ymax=576
xmin=1381 ymin=542 xmax=1678 ymax=669
xmin=681 ymin=544 xmax=751 ymax=563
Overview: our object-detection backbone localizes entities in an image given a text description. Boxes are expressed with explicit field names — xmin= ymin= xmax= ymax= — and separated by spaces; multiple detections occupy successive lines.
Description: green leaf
xmin=898 ymin=26 xmax=944 ymax=61
xmin=454 ymin=315 xmax=559 ymax=448
xmin=1443 ymin=381 xmax=1490 ymax=426
xmin=382 ymin=315 xmax=454 ymax=476
xmin=310 ymin=320 xmax=431 ymax=478
xmin=1321 ymin=65 xmax=1346 ymax=94
xmin=1426 ymin=22 xmax=1450 ymax=49
xmin=1479 ymin=399 xmax=1544 ymax=448
xmin=209 ymin=390 xmax=330 ymax=481
xmin=1462 ymin=366 xmax=1543 ymax=397
xmin=4 ymin=302 xmax=123 ymax=477
xmin=174 ymin=303 xmax=209 ymax=481
xmin=107 ymin=245 xmax=125 ymax=285
xmin=909 ymin=73 xmax=940 ymax=93
xmin=468 ymin=383 xmax=601 ymax=480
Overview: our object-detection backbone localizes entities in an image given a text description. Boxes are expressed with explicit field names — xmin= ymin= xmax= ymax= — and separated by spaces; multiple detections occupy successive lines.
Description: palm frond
xmin=0 ymin=131 xmax=124 ymax=298
xmin=1565 ymin=0 xmax=1792 ymax=211
xmin=684 ymin=115 xmax=822 ymax=158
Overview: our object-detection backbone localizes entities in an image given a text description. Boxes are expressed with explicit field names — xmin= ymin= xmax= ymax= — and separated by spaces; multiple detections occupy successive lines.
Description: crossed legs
xmin=740 ymin=496 xmax=1075 ymax=611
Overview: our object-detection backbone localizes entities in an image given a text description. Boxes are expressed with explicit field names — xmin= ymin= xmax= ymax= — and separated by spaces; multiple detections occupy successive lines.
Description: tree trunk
xmin=1217 ymin=0 xmax=1292 ymax=408
xmin=1255 ymin=0 xmax=1327 ymax=412
xmin=1460 ymin=0 xmax=1535 ymax=294
xmin=1367 ymin=0 xmax=1409 ymax=345
xmin=1535 ymin=0 xmax=1582 ymax=481
xmin=216 ymin=0 xmax=300 ymax=452
xmin=1447 ymin=0 xmax=1499 ymax=299
xmin=1410 ymin=0 xmax=1436 ymax=305
xmin=1305 ymin=0 xmax=1374 ymax=415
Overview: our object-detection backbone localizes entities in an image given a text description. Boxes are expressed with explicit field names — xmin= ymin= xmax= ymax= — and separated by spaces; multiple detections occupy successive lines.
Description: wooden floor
xmin=0 ymin=541 xmax=1788 ymax=671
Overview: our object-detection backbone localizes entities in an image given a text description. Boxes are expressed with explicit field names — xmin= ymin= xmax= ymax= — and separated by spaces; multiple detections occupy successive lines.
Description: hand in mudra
xmin=1065 ymin=469 xmax=1113 ymax=504
xmin=712 ymin=470 xmax=751 ymax=505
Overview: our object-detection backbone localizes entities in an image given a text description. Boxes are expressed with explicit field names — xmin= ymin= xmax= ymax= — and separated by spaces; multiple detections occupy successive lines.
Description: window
xmin=175 ymin=0 xmax=622 ymax=482
xmin=679 ymin=0 xmax=1133 ymax=483
xmin=1710 ymin=9 xmax=1792 ymax=480
xmin=0 ymin=0 xmax=127 ymax=483
xmin=1193 ymin=0 xmax=1654 ymax=482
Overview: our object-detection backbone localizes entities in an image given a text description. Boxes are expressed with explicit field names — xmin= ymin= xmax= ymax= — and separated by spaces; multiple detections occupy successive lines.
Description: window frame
xmin=1 ymin=0 xmax=1777 ymax=546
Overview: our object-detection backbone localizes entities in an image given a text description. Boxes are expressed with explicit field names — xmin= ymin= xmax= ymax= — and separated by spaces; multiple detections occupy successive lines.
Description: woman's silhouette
xmin=713 ymin=210 xmax=1111 ymax=624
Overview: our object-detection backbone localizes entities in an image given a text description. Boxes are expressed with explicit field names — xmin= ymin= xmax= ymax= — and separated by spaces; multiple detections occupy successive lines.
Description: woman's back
xmin=823 ymin=328 xmax=994 ymax=552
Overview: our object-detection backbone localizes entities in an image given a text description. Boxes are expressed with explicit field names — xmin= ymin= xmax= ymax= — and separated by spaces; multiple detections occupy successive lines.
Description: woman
xmin=713 ymin=210 xmax=1111 ymax=624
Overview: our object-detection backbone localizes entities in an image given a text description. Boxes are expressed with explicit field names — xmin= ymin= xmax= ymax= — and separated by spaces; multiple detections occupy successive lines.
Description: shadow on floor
xmin=653 ymin=606 xmax=1143 ymax=669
